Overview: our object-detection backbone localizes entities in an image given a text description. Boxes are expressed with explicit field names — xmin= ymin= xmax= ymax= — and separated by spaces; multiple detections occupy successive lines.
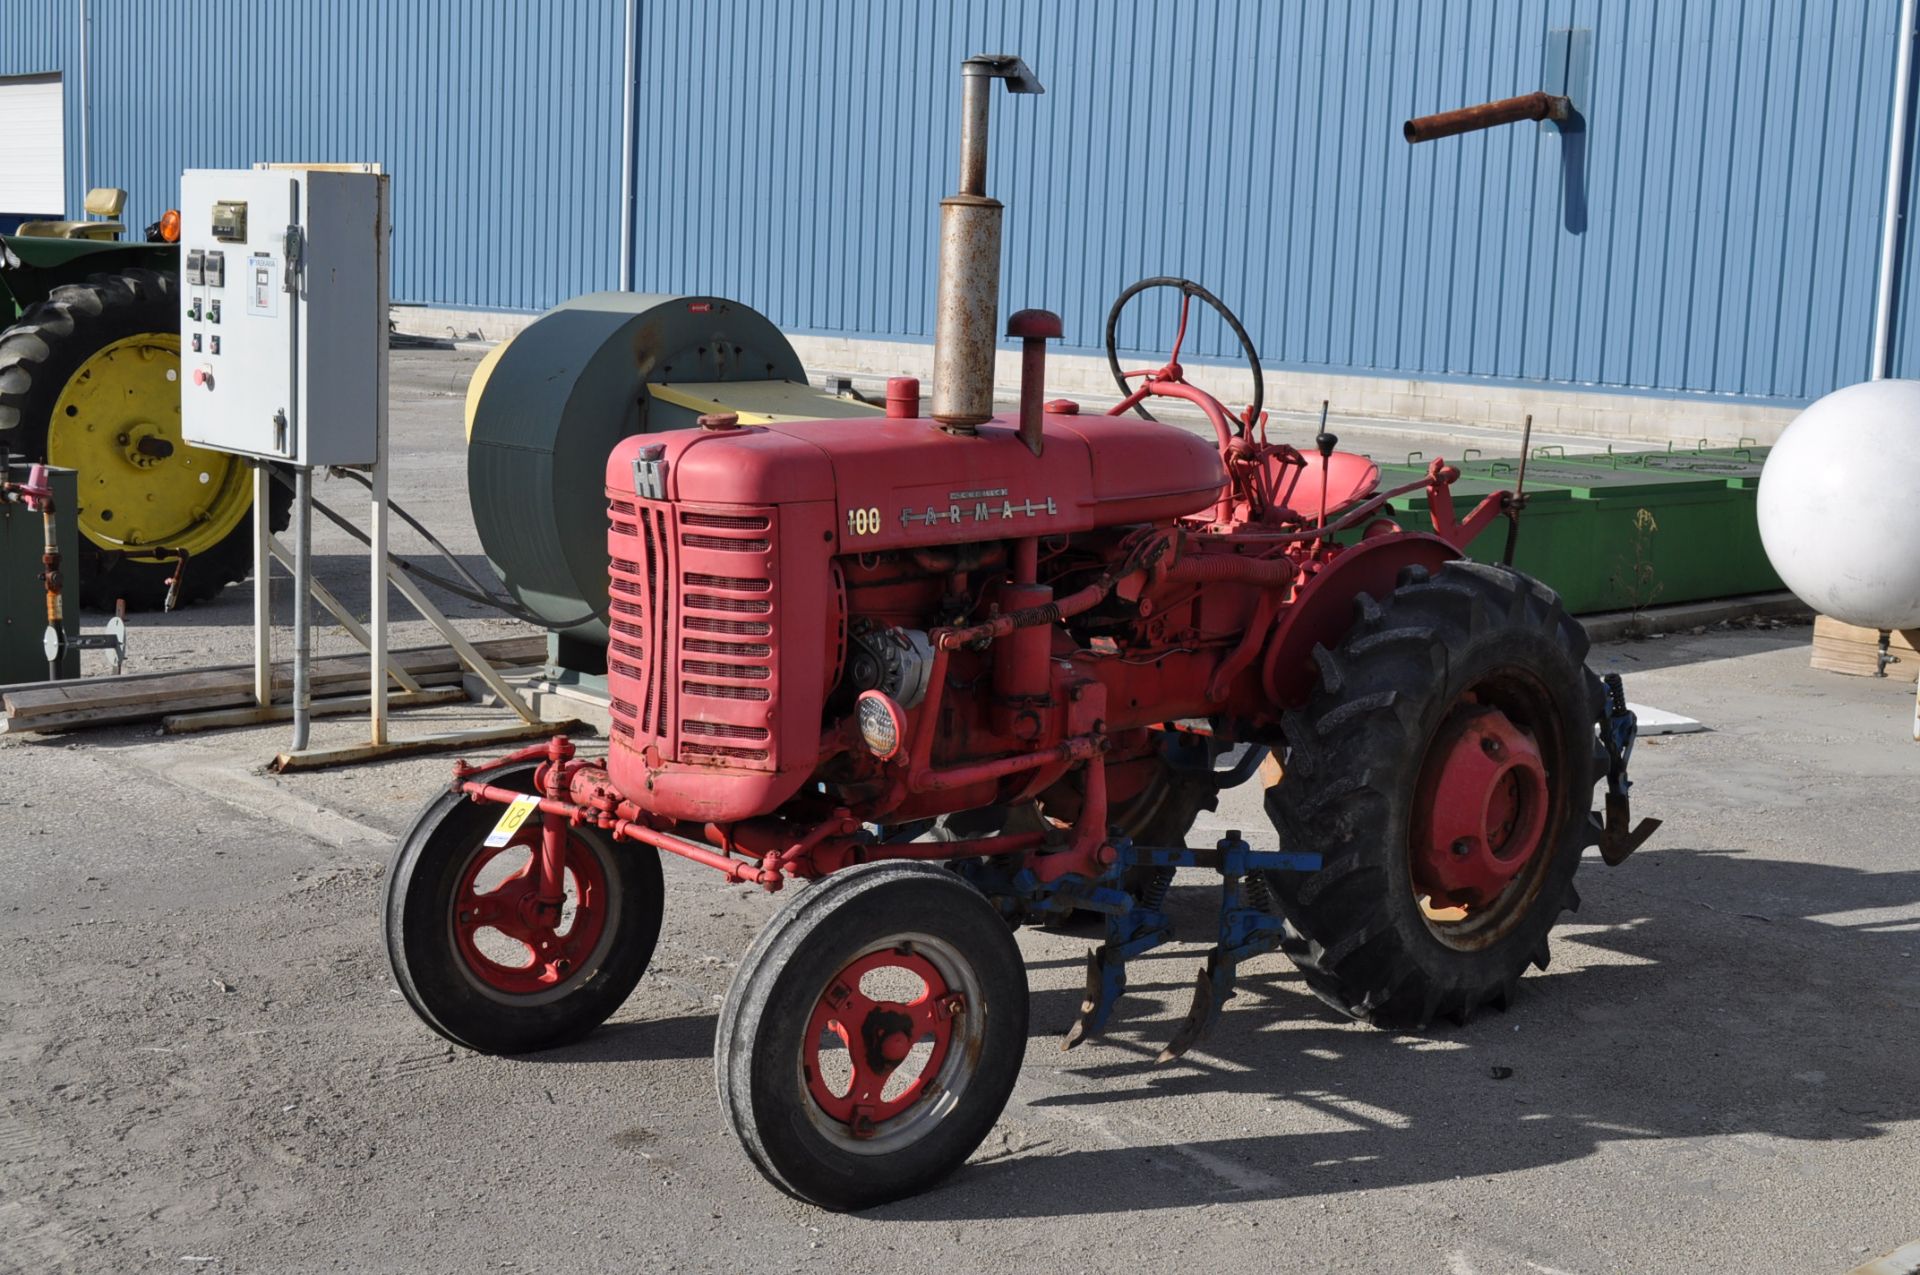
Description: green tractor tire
xmin=0 ymin=267 xmax=289 ymax=611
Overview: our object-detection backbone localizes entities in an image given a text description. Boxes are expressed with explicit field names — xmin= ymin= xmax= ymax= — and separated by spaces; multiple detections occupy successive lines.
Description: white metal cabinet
xmin=178 ymin=167 xmax=386 ymax=467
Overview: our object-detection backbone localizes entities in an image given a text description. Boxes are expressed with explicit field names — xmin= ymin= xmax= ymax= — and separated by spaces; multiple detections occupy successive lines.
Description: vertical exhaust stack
xmin=931 ymin=54 xmax=1045 ymax=430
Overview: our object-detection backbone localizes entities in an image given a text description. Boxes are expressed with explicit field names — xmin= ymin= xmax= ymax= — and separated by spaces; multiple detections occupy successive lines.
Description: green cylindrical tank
xmin=465 ymin=293 xmax=808 ymax=676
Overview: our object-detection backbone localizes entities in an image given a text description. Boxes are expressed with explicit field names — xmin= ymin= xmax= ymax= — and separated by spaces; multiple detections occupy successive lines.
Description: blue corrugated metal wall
xmin=4 ymin=1 xmax=1915 ymax=402
xmin=2 ymin=0 xmax=624 ymax=311
xmin=632 ymin=0 xmax=1906 ymax=404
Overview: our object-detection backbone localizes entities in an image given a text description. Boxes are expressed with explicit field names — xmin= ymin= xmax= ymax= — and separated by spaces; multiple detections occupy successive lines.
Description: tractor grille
xmin=605 ymin=498 xmax=778 ymax=767
xmin=606 ymin=507 xmax=674 ymax=743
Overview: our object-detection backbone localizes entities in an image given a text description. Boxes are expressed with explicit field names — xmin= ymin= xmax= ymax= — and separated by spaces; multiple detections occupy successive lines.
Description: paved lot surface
xmin=3 ymin=350 xmax=1916 ymax=1273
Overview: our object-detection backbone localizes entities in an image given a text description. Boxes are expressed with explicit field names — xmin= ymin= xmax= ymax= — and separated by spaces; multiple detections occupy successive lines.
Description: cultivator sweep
xmin=386 ymin=53 xmax=1658 ymax=1210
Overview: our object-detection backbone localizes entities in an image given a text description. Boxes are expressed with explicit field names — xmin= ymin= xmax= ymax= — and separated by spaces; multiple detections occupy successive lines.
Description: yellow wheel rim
xmin=45 ymin=333 xmax=252 ymax=559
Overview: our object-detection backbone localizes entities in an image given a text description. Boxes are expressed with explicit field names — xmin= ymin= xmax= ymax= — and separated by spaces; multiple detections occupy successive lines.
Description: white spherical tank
xmin=1757 ymin=379 xmax=1920 ymax=630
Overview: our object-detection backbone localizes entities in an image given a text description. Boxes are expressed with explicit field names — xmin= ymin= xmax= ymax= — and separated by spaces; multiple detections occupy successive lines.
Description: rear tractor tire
xmin=1264 ymin=560 xmax=1605 ymax=1030
xmin=0 ymin=268 xmax=289 ymax=610
xmin=716 ymin=862 xmax=1029 ymax=1210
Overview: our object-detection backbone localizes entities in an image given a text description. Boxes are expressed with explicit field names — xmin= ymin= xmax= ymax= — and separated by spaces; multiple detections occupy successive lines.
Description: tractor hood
xmin=607 ymin=410 xmax=1226 ymax=551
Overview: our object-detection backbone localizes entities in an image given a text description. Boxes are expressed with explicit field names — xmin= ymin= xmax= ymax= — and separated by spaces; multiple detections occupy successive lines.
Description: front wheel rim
xmin=799 ymin=934 xmax=985 ymax=1156
xmin=448 ymin=832 xmax=616 ymax=1002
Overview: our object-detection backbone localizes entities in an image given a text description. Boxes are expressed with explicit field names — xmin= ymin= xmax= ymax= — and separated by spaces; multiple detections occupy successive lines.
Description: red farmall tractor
xmin=386 ymin=55 xmax=1657 ymax=1210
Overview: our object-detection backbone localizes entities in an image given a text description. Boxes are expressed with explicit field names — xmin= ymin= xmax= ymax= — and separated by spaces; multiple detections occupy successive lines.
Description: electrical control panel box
xmin=179 ymin=167 xmax=387 ymax=467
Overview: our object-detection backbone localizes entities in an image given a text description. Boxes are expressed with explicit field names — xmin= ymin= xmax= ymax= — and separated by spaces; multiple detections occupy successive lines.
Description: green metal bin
xmin=1378 ymin=447 xmax=1784 ymax=615
xmin=2 ymin=461 xmax=80 ymax=684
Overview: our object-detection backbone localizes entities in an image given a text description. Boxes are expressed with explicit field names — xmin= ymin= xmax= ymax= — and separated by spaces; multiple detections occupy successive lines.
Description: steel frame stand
xmin=239 ymin=450 xmax=565 ymax=771
xmin=173 ymin=236 xmax=566 ymax=765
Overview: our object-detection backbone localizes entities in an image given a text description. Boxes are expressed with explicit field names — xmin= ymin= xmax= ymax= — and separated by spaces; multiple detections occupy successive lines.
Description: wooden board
xmin=161 ymin=686 xmax=470 ymax=734
xmin=1 ymin=635 xmax=545 ymax=732
xmin=1810 ymin=615 xmax=1919 ymax=682
xmin=3 ymin=667 xmax=475 ymax=733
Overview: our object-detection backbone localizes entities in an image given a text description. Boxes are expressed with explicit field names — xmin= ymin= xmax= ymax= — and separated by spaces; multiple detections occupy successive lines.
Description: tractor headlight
xmin=857 ymin=690 xmax=907 ymax=761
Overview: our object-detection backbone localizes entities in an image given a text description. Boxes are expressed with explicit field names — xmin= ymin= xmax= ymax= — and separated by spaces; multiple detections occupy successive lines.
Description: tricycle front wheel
xmin=715 ymin=862 xmax=1029 ymax=1210
xmin=385 ymin=760 xmax=664 ymax=1054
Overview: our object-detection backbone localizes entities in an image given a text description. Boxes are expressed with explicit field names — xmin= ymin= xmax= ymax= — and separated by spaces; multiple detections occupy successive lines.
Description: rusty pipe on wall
xmin=931 ymin=54 xmax=1044 ymax=429
xmin=1403 ymin=91 xmax=1570 ymax=144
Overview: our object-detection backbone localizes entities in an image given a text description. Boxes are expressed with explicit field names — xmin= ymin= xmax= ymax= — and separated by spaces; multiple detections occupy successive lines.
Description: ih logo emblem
xmin=632 ymin=446 xmax=668 ymax=500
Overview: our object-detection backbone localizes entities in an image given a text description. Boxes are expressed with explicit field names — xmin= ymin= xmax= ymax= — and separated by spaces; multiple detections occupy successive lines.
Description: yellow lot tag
xmin=484 ymin=794 xmax=541 ymax=848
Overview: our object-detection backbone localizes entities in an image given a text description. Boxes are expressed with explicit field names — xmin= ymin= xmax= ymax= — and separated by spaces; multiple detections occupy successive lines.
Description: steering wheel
xmin=1104 ymin=276 xmax=1264 ymax=425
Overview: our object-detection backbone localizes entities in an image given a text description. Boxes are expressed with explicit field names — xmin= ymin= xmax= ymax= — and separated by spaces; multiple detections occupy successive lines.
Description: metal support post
xmin=369 ymin=173 xmax=393 ymax=745
xmin=290 ymin=466 xmax=312 ymax=751
xmin=1873 ymin=0 xmax=1919 ymax=380
xmin=368 ymin=458 xmax=390 ymax=744
xmin=252 ymin=461 xmax=273 ymax=707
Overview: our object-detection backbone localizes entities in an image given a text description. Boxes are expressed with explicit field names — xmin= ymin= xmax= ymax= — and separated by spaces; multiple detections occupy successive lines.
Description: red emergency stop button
xmin=191 ymin=366 xmax=214 ymax=388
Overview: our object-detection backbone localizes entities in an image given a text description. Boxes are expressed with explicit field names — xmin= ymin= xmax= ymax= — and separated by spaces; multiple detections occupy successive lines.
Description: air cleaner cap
xmin=697 ymin=412 xmax=741 ymax=431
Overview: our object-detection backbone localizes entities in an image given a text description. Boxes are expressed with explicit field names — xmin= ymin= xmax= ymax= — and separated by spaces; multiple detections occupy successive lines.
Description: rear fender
xmin=1258 ymin=532 xmax=1459 ymax=707
xmin=0 ymin=236 xmax=177 ymax=317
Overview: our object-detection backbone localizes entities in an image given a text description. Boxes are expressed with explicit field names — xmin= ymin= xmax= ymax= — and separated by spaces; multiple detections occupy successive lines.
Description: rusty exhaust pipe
xmin=1403 ymin=91 xmax=1570 ymax=144
xmin=931 ymin=54 xmax=1044 ymax=430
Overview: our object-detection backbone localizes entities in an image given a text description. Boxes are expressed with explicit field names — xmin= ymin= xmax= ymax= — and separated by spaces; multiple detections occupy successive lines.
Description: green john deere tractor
xmin=0 ymin=188 xmax=288 ymax=610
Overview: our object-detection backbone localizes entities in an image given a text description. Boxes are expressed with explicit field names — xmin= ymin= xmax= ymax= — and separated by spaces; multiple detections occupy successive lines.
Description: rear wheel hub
xmin=1412 ymin=702 xmax=1550 ymax=909
xmin=46 ymin=333 xmax=251 ymax=559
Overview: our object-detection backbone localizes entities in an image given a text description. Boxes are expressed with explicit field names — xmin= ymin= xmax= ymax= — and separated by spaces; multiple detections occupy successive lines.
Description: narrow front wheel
xmin=716 ymin=862 xmax=1029 ymax=1210
xmin=385 ymin=761 xmax=664 ymax=1054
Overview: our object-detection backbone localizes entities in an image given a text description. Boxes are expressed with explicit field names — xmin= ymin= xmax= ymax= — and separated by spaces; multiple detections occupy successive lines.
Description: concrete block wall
xmin=392 ymin=305 xmax=1801 ymax=448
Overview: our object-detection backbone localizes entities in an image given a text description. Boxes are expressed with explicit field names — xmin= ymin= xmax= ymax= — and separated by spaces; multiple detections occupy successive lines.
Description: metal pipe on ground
xmin=1403 ymin=91 xmax=1570 ymax=143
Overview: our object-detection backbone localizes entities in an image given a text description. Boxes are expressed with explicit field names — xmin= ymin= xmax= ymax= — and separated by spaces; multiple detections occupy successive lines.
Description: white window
xmin=0 ymin=74 xmax=66 ymax=215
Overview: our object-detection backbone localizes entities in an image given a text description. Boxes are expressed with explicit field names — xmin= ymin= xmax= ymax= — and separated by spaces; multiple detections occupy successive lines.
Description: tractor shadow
xmin=530 ymin=1012 xmax=719 ymax=1065
xmin=887 ymin=845 xmax=1920 ymax=1220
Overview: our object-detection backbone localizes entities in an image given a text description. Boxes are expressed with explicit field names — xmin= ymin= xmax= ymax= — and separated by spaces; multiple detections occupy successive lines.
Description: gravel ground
xmin=2 ymin=350 xmax=1916 ymax=1273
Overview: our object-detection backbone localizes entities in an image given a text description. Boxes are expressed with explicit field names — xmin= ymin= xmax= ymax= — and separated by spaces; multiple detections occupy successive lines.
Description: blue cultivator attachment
xmin=1597 ymin=672 xmax=1661 ymax=865
xmin=962 ymin=832 xmax=1321 ymax=1062
xmin=1069 ymin=834 xmax=1323 ymax=1062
